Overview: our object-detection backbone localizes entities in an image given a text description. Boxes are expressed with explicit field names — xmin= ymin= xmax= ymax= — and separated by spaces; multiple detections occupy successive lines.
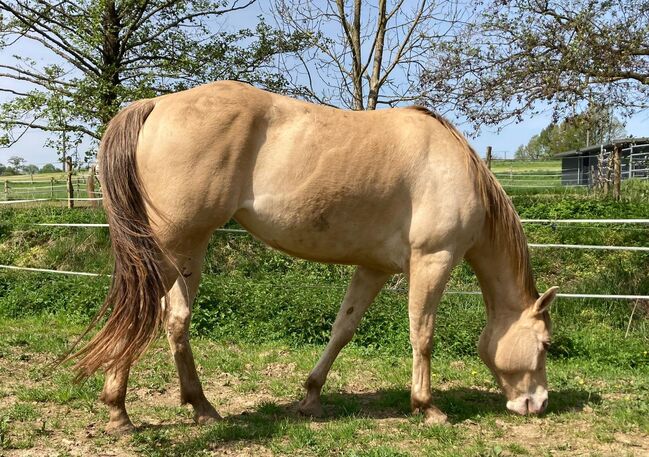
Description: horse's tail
xmin=68 ymin=99 xmax=167 ymax=380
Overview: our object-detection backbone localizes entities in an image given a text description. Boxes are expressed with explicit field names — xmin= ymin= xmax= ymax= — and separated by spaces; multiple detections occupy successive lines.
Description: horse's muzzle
xmin=506 ymin=391 xmax=548 ymax=415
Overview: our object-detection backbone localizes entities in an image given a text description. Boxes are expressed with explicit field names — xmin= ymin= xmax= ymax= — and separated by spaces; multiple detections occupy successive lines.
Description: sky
xmin=1 ymin=1 xmax=647 ymax=167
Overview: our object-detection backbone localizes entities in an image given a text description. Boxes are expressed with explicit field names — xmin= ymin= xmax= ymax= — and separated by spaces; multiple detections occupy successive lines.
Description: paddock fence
xmin=0 ymin=218 xmax=647 ymax=303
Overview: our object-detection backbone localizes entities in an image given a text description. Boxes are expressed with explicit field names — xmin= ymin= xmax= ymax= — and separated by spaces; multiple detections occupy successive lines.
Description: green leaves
xmin=0 ymin=0 xmax=309 ymax=162
xmin=515 ymin=104 xmax=626 ymax=159
xmin=420 ymin=0 xmax=649 ymax=128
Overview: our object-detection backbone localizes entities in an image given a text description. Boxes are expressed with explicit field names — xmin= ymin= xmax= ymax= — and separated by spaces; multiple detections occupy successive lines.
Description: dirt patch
xmin=262 ymin=362 xmax=296 ymax=378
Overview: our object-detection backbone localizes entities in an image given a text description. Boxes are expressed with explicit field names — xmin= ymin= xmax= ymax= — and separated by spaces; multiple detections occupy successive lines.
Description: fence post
xmin=613 ymin=144 xmax=622 ymax=201
xmin=486 ymin=146 xmax=492 ymax=170
xmin=603 ymin=152 xmax=611 ymax=195
xmin=87 ymin=165 xmax=97 ymax=208
xmin=66 ymin=157 xmax=74 ymax=208
xmin=50 ymin=177 xmax=54 ymax=199
xmin=3 ymin=180 xmax=8 ymax=200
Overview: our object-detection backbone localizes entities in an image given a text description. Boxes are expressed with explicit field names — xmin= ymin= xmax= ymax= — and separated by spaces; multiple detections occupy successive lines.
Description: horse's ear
xmin=534 ymin=286 xmax=559 ymax=315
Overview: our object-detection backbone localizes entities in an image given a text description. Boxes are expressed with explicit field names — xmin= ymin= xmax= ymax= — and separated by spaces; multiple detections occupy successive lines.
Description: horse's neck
xmin=466 ymin=237 xmax=533 ymax=318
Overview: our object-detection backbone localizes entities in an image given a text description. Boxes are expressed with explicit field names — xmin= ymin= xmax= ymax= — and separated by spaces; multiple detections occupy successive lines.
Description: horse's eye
xmin=541 ymin=341 xmax=551 ymax=351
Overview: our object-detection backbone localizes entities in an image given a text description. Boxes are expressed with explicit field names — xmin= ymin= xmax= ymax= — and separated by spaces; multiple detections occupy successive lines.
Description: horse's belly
xmin=232 ymin=193 xmax=407 ymax=272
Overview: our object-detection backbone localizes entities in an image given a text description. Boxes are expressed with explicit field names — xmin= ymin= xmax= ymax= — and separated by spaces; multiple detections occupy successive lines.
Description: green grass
xmin=0 ymin=188 xmax=647 ymax=361
xmin=0 ymin=170 xmax=647 ymax=454
xmin=0 ymin=316 xmax=647 ymax=456
xmin=1 ymin=172 xmax=96 ymax=201
xmin=491 ymin=159 xmax=561 ymax=172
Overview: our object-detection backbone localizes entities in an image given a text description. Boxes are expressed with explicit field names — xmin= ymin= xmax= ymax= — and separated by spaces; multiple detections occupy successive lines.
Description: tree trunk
xmin=367 ymin=0 xmax=387 ymax=110
xmin=100 ymin=0 xmax=122 ymax=126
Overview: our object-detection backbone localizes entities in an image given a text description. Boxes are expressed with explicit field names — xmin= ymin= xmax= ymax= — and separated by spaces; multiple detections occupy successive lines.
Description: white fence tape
xmin=0 ymin=264 xmax=646 ymax=300
xmin=521 ymin=218 xmax=649 ymax=224
xmin=0 ymin=197 xmax=102 ymax=204
xmin=6 ymin=222 xmax=648 ymax=251
xmin=36 ymin=223 xmax=109 ymax=227
xmin=28 ymin=219 xmax=649 ymax=228
xmin=0 ymin=264 xmax=102 ymax=277
xmin=528 ymin=243 xmax=649 ymax=252
xmin=0 ymin=199 xmax=50 ymax=204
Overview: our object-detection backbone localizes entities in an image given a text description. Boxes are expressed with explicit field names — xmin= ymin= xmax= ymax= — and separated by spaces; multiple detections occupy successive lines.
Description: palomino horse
xmin=71 ymin=81 xmax=557 ymax=433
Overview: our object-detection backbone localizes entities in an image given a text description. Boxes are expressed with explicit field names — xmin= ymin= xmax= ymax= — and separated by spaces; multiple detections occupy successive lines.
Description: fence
xmin=487 ymin=146 xmax=649 ymax=199
xmin=1 ymin=162 xmax=99 ymax=206
xmin=0 ymin=218 xmax=647 ymax=302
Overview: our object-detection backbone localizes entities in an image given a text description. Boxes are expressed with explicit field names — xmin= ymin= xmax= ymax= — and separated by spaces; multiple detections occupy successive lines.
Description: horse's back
xmin=134 ymin=81 xmax=484 ymax=271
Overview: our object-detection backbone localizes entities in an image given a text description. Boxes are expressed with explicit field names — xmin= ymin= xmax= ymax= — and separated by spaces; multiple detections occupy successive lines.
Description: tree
xmin=39 ymin=163 xmax=58 ymax=173
xmin=23 ymin=164 xmax=39 ymax=175
xmin=0 ymin=0 xmax=309 ymax=158
xmin=272 ymin=0 xmax=465 ymax=110
xmin=515 ymin=106 xmax=626 ymax=160
xmin=420 ymin=0 xmax=649 ymax=128
xmin=7 ymin=156 xmax=25 ymax=173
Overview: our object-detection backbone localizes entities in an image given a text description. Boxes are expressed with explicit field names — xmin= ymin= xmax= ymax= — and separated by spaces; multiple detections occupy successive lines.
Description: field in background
xmin=0 ymin=170 xmax=647 ymax=456
xmin=491 ymin=159 xmax=562 ymax=172
xmin=0 ymin=171 xmax=96 ymax=202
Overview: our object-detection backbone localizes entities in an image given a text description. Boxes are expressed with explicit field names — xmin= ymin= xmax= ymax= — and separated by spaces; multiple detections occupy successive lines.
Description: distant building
xmin=555 ymin=138 xmax=649 ymax=186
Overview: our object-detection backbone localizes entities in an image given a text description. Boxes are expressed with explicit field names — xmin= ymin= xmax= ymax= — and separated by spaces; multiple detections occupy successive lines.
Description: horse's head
xmin=478 ymin=286 xmax=558 ymax=415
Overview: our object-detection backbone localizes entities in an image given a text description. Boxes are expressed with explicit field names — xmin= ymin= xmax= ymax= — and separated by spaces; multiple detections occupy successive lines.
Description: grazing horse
xmin=71 ymin=81 xmax=557 ymax=433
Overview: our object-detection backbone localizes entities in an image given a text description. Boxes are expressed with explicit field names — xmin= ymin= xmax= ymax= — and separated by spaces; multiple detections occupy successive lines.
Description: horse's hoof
xmin=298 ymin=399 xmax=324 ymax=418
xmin=423 ymin=407 xmax=448 ymax=425
xmin=194 ymin=408 xmax=222 ymax=425
xmin=105 ymin=419 xmax=135 ymax=435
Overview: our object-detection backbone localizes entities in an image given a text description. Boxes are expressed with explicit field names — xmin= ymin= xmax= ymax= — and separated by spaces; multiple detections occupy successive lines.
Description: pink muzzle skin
xmin=506 ymin=389 xmax=548 ymax=415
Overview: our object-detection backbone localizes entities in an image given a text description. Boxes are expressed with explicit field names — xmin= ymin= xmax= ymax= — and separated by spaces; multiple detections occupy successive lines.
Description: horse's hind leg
xmin=99 ymin=256 xmax=182 ymax=434
xmin=299 ymin=266 xmax=390 ymax=417
xmin=407 ymin=249 xmax=457 ymax=425
xmin=99 ymin=237 xmax=215 ymax=433
xmin=164 ymin=241 xmax=220 ymax=424
xmin=100 ymin=366 xmax=133 ymax=433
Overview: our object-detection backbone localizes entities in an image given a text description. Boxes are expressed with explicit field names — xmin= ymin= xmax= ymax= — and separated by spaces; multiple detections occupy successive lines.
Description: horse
xmin=69 ymin=81 xmax=558 ymax=433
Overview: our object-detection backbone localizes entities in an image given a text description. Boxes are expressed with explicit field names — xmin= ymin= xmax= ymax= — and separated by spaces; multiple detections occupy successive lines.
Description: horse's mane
xmin=406 ymin=106 xmax=538 ymax=299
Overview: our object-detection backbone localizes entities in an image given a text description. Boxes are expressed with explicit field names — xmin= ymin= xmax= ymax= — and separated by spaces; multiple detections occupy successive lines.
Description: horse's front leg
xmin=299 ymin=266 xmax=390 ymax=416
xmin=407 ymin=249 xmax=457 ymax=425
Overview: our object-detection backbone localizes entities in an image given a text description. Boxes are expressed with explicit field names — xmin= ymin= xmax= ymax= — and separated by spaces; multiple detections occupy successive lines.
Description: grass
xmin=0 ymin=316 xmax=647 ymax=456
xmin=0 ymin=169 xmax=647 ymax=455
xmin=1 ymin=171 xmax=96 ymax=201
xmin=491 ymin=159 xmax=562 ymax=173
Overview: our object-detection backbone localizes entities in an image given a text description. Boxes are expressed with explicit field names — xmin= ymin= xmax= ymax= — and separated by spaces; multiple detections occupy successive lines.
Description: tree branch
xmin=0 ymin=119 xmax=100 ymax=140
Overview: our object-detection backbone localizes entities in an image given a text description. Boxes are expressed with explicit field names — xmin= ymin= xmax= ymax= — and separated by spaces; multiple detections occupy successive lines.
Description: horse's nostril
xmin=524 ymin=398 xmax=530 ymax=414
xmin=541 ymin=398 xmax=548 ymax=411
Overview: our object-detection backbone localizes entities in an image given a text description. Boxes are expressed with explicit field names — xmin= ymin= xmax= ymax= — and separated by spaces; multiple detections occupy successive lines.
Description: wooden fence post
xmin=50 ymin=177 xmax=55 ymax=199
xmin=3 ymin=180 xmax=8 ymax=200
xmin=66 ymin=157 xmax=74 ymax=208
xmin=87 ymin=165 xmax=97 ymax=207
xmin=486 ymin=146 xmax=492 ymax=170
xmin=613 ymin=144 xmax=622 ymax=201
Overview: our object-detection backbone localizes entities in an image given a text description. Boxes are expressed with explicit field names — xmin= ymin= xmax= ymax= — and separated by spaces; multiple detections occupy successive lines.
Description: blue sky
xmin=1 ymin=1 xmax=647 ymax=166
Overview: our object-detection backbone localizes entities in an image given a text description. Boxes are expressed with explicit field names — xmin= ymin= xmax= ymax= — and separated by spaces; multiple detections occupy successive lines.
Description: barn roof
xmin=555 ymin=137 xmax=649 ymax=158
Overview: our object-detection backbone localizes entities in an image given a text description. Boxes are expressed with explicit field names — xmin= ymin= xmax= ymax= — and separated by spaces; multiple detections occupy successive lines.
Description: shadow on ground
xmin=132 ymin=387 xmax=601 ymax=455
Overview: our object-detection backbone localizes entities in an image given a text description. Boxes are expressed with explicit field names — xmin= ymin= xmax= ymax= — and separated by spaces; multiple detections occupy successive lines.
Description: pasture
xmin=0 ymin=177 xmax=647 ymax=456
xmin=1 ymin=172 xmax=97 ymax=202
